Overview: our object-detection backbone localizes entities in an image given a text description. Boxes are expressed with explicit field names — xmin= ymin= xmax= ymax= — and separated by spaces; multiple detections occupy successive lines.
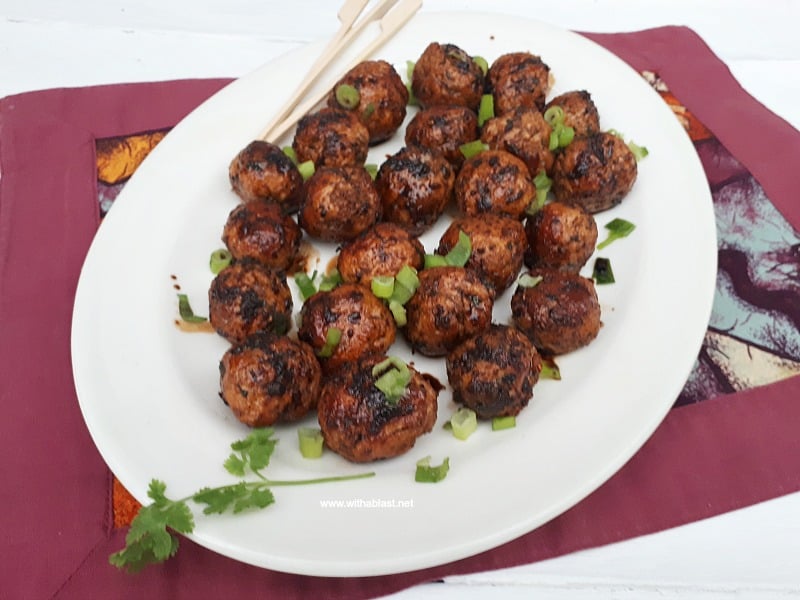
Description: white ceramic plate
xmin=71 ymin=12 xmax=716 ymax=576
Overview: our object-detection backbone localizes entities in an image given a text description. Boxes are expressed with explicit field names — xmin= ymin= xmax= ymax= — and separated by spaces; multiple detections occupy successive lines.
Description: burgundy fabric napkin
xmin=1 ymin=26 xmax=799 ymax=599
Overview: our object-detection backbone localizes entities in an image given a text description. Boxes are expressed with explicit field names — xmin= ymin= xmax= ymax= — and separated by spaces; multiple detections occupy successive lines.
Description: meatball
xmin=404 ymin=266 xmax=494 ymax=357
xmin=298 ymin=165 xmax=381 ymax=242
xmin=486 ymin=52 xmax=551 ymax=115
xmin=480 ymin=108 xmax=554 ymax=176
xmin=437 ymin=214 xmax=526 ymax=294
xmin=524 ymin=201 xmax=598 ymax=272
xmin=411 ymin=42 xmax=485 ymax=111
xmin=337 ymin=222 xmax=425 ymax=289
xmin=326 ymin=59 xmax=408 ymax=144
xmin=375 ymin=145 xmax=455 ymax=235
xmin=511 ymin=268 xmax=601 ymax=355
xmin=446 ymin=324 xmax=542 ymax=419
xmin=228 ymin=140 xmax=302 ymax=211
xmin=297 ymin=283 xmax=396 ymax=374
xmin=219 ymin=332 xmax=321 ymax=427
xmin=455 ymin=149 xmax=535 ymax=220
xmin=550 ymin=132 xmax=638 ymax=213
xmin=221 ymin=201 xmax=302 ymax=271
xmin=544 ymin=90 xmax=601 ymax=137
xmin=404 ymin=105 xmax=479 ymax=168
xmin=208 ymin=262 xmax=293 ymax=344
xmin=317 ymin=355 xmax=439 ymax=463
xmin=292 ymin=107 xmax=370 ymax=168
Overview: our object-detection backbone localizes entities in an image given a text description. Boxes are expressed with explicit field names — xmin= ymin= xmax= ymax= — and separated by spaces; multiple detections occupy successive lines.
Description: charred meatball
xmin=411 ymin=42 xmax=485 ymax=111
xmin=208 ymin=262 xmax=292 ymax=344
xmin=404 ymin=266 xmax=494 ymax=357
xmin=437 ymin=214 xmax=526 ymax=294
xmin=228 ymin=140 xmax=303 ymax=211
xmin=524 ymin=201 xmax=598 ymax=272
xmin=292 ymin=107 xmax=370 ymax=168
xmin=550 ymin=131 xmax=638 ymax=213
xmin=455 ymin=149 xmax=534 ymax=220
xmin=337 ymin=222 xmax=425 ymax=289
xmin=221 ymin=201 xmax=302 ymax=271
xmin=481 ymin=108 xmax=554 ymax=176
xmin=327 ymin=60 xmax=408 ymax=144
xmin=219 ymin=332 xmax=321 ymax=427
xmin=544 ymin=90 xmax=601 ymax=137
xmin=375 ymin=145 xmax=455 ymax=235
xmin=486 ymin=52 xmax=551 ymax=115
xmin=511 ymin=268 xmax=601 ymax=355
xmin=446 ymin=324 xmax=542 ymax=419
xmin=405 ymin=105 xmax=479 ymax=168
xmin=298 ymin=165 xmax=381 ymax=242
xmin=297 ymin=283 xmax=396 ymax=374
xmin=317 ymin=355 xmax=439 ymax=462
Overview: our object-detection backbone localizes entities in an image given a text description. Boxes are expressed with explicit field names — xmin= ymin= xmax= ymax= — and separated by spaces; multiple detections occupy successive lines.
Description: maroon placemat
xmin=1 ymin=26 xmax=799 ymax=599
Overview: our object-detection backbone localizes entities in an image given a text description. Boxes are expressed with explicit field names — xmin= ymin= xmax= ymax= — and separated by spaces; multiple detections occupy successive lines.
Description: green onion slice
xmin=389 ymin=281 xmax=414 ymax=306
xmin=364 ymin=163 xmax=378 ymax=180
xmin=282 ymin=146 xmax=298 ymax=165
xmin=372 ymin=356 xmax=412 ymax=404
xmin=371 ymin=275 xmax=395 ymax=299
xmin=362 ymin=102 xmax=376 ymax=119
xmin=518 ymin=274 xmax=543 ymax=289
xmin=628 ymin=141 xmax=649 ymax=161
xmin=297 ymin=427 xmax=324 ymax=459
xmin=491 ymin=415 xmax=517 ymax=431
xmin=558 ymin=125 xmax=575 ymax=147
xmin=209 ymin=248 xmax=232 ymax=274
xmin=394 ymin=264 xmax=420 ymax=296
xmin=335 ymin=83 xmax=360 ymax=110
xmin=293 ymin=271 xmax=317 ymax=300
xmin=297 ymin=160 xmax=315 ymax=181
xmin=405 ymin=60 xmax=418 ymax=106
xmin=548 ymin=130 xmax=560 ymax=151
xmin=477 ymin=94 xmax=495 ymax=127
xmin=318 ymin=269 xmax=342 ymax=292
xmin=540 ymin=359 xmax=562 ymax=380
xmin=388 ymin=300 xmax=407 ymax=327
xmin=415 ymin=456 xmax=450 ymax=483
xmin=592 ymin=256 xmax=615 ymax=284
xmin=459 ymin=140 xmax=488 ymax=159
xmin=177 ymin=293 xmax=207 ymax=323
xmin=473 ymin=55 xmax=489 ymax=76
xmin=316 ymin=327 xmax=342 ymax=358
xmin=445 ymin=230 xmax=472 ymax=267
xmin=597 ymin=218 xmax=636 ymax=250
xmin=544 ymin=105 xmax=565 ymax=126
xmin=424 ymin=254 xmax=448 ymax=269
xmin=450 ymin=407 xmax=478 ymax=441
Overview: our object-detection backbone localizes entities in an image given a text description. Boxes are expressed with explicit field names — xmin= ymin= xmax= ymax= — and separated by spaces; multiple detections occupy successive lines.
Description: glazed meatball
xmin=208 ymin=262 xmax=293 ymax=344
xmin=511 ymin=268 xmax=601 ymax=355
xmin=375 ymin=145 xmax=455 ymax=235
xmin=486 ymin=52 xmax=551 ymax=115
xmin=298 ymin=165 xmax=381 ymax=242
xmin=550 ymin=132 xmax=638 ymax=213
xmin=228 ymin=140 xmax=303 ymax=211
xmin=337 ymin=222 xmax=425 ymax=289
xmin=524 ymin=201 xmax=598 ymax=272
xmin=404 ymin=266 xmax=494 ymax=357
xmin=544 ymin=90 xmax=601 ymax=137
xmin=297 ymin=283 xmax=396 ymax=374
xmin=455 ymin=149 xmax=535 ymax=220
xmin=446 ymin=324 xmax=542 ymax=419
xmin=221 ymin=201 xmax=302 ymax=271
xmin=411 ymin=42 xmax=485 ymax=111
xmin=405 ymin=105 xmax=479 ymax=168
xmin=481 ymin=108 xmax=554 ymax=176
xmin=437 ymin=214 xmax=526 ymax=294
xmin=317 ymin=355 xmax=439 ymax=463
xmin=292 ymin=107 xmax=370 ymax=168
xmin=326 ymin=60 xmax=408 ymax=144
xmin=219 ymin=332 xmax=321 ymax=427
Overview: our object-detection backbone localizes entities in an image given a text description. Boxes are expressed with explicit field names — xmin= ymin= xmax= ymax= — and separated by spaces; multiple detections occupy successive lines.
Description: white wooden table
xmin=3 ymin=2 xmax=799 ymax=598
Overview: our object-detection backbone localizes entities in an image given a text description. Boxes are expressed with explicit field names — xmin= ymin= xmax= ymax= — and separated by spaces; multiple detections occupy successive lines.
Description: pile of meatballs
xmin=209 ymin=42 xmax=640 ymax=464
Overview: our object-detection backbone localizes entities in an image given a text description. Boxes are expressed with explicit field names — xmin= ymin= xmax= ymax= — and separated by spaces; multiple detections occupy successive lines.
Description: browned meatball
xmin=317 ymin=355 xmax=439 ymax=463
xmin=208 ymin=262 xmax=292 ymax=344
xmin=292 ymin=107 xmax=370 ymax=168
xmin=404 ymin=266 xmax=494 ymax=357
xmin=228 ymin=140 xmax=303 ymax=211
xmin=437 ymin=214 xmax=526 ymax=294
xmin=487 ymin=52 xmax=551 ymax=115
xmin=511 ymin=268 xmax=601 ymax=355
xmin=405 ymin=105 xmax=479 ymax=168
xmin=455 ymin=149 xmax=535 ymax=220
xmin=298 ymin=165 xmax=381 ymax=242
xmin=337 ymin=222 xmax=425 ymax=289
xmin=550 ymin=132 xmax=638 ymax=213
xmin=544 ymin=90 xmax=601 ymax=137
xmin=481 ymin=108 xmax=554 ymax=176
xmin=297 ymin=283 xmax=396 ymax=374
xmin=326 ymin=60 xmax=408 ymax=144
xmin=221 ymin=201 xmax=302 ymax=271
xmin=524 ymin=201 xmax=598 ymax=272
xmin=219 ymin=332 xmax=321 ymax=427
xmin=446 ymin=324 xmax=542 ymax=419
xmin=411 ymin=42 xmax=485 ymax=111
xmin=375 ymin=145 xmax=455 ymax=235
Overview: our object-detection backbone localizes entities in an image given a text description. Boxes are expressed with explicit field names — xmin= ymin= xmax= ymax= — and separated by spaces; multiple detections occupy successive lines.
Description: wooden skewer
xmin=260 ymin=0 xmax=422 ymax=144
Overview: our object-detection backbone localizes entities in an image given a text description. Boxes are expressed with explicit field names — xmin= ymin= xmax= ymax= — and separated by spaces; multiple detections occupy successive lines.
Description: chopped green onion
xmin=209 ymin=248 xmax=232 ymax=274
xmin=548 ymin=130 xmax=560 ymax=151
xmin=389 ymin=281 xmax=414 ymax=306
xmin=518 ymin=274 xmax=543 ymax=288
xmin=450 ymin=407 xmax=478 ymax=441
xmin=459 ymin=140 xmax=488 ymax=159
xmin=415 ymin=456 xmax=450 ymax=483
xmin=528 ymin=170 xmax=552 ymax=214
xmin=592 ymin=256 xmax=615 ymax=284
xmin=371 ymin=275 xmax=395 ymax=299
xmin=491 ymin=415 xmax=517 ymax=431
xmin=558 ymin=125 xmax=575 ymax=147
xmin=318 ymin=269 xmax=342 ymax=292
xmin=177 ymin=293 xmax=207 ymax=323
xmin=362 ymin=102 xmax=376 ymax=120
xmin=543 ymin=105 xmax=565 ymax=126
xmin=628 ymin=141 xmax=649 ymax=161
xmin=477 ymin=94 xmax=495 ymax=127
xmin=297 ymin=160 xmax=315 ymax=181
xmin=540 ymin=359 xmax=562 ymax=380
xmin=424 ymin=254 xmax=448 ymax=269
xmin=405 ymin=60 xmax=418 ymax=106
xmin=297 ymin=427 xmax=324 ymax=459
xmin=388 ymin=300 xmax=407 ymax=327
xmin=533 ymin=170 xmax=552 ymax=190
xmin=372 ymin=356 xmax=412 ymax=404
xmin=282 ymin=146 xmax=298 ymax=165
xmin=444 ymin=230 xmax=472 ymax=267
xmin=394 ymin=264 xmax=420 ymax=296
xmin=473 ymin=55 xmax=489 ymax=76
xmin=364 ymin=163 xmax=378 ymax=180
xmin=293 ymin=271 xmax=317 ymax=300
xmin=597 ymin=218 xmax=636 ymax=250
xmin=316 ymin=327 xmax=342 ymax=358
xmin=335 ymin=83 xmax=360 ymax=110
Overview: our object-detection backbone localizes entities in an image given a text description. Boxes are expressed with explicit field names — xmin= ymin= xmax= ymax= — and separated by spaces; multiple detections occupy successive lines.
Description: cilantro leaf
xmin=226 ymin=428 xmax=277 ymax=475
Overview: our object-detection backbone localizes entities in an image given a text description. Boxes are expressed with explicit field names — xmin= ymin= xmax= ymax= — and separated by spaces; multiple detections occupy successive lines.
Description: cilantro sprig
xmin=110 ymin=428 xmax=374 ymax=572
